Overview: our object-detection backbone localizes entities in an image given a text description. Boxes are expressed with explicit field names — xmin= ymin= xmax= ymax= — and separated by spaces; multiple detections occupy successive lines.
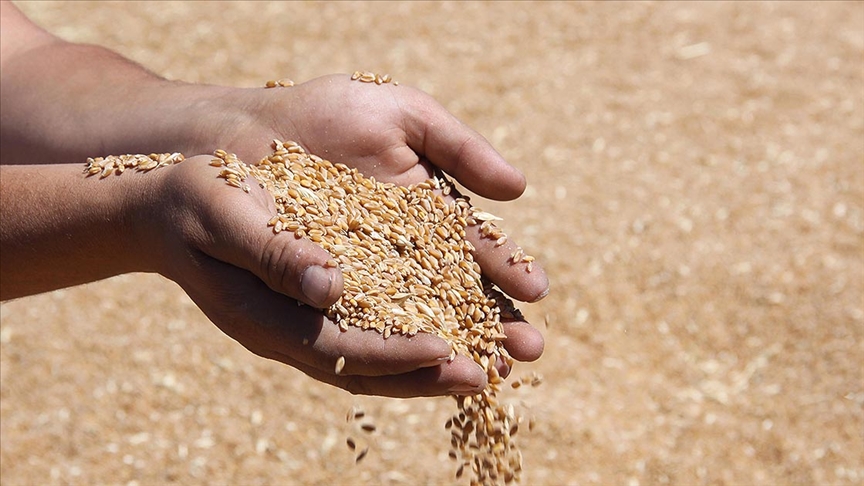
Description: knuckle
xmin=259 ymin=236 xmax=303 ymax=294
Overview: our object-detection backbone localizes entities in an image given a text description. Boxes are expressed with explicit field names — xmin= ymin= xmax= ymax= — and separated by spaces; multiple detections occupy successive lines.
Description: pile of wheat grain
xmin=85 ymin=140 xmax=536 ymax=485
xmin=213 ymin=140 xmax=532 ymax=485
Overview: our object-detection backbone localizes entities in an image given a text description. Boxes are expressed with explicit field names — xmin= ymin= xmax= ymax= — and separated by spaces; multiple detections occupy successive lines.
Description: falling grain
xmin=355 ymin=447 xmax=369 ymax=464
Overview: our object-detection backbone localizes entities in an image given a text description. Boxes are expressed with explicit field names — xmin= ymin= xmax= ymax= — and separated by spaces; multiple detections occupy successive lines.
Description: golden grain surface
xmin=2 ymin=2 xmax=862 ymax=485
xmin=212 ymin=141 xmax=526 ymax=484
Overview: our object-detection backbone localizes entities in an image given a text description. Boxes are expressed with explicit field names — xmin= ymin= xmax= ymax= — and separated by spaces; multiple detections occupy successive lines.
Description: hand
xmin=148 ymin=156 xmax=504 ymax=397
xmin=1 ymin=4 xmax=547 ymax=396
xmin=203 ymin=74 xmax=550 ymax=349
xmin=144 ymin=75 xmax=550 ymax=398
xmin=219 ymin=75 xmax=529 ymax=200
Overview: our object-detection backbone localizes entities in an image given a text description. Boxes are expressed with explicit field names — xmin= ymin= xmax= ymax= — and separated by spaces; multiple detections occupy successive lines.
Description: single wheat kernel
xmin=335 ymin=356 xmax=346 ymax=375
xmin=355 ymin=447 xmax=369 ymax=463
xmin=511 ymin=248 xmax=524 ymax=264
xmin=473 ymin=211 xmax=503 ymax=222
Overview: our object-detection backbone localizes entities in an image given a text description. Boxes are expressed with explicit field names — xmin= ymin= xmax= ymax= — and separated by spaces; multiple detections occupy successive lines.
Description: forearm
xmin=0 ymin=163 xmax=161 ymax=299
xmin=0 ymin=40 xmax=228 ymax=165
xmin=0 ymin=1 xmax=232 ymax=164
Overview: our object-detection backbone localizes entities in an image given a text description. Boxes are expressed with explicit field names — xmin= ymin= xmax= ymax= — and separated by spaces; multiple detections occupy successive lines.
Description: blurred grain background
xmin=1 ymin=1 xmax=862 ymax=485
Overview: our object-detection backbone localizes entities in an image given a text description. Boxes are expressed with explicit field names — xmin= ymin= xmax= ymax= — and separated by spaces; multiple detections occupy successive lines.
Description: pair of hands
xmin=153 ymin=75 xmax=548 ymax=398
xmin=0 ymin=1 xmax=546 ymax=397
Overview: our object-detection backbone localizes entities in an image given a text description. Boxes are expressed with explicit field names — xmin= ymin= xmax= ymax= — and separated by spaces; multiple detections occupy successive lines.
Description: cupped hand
xmin=219 ymin=75 xmax=549 ymax=306
xmin=261 ymin=75 xmax=546 ymax=338
xmin=219 ymin=74 xmax=529 ymax=202
xmin=147 ymin=156 xmax=513 ymax=397
xmin=169 ymin=76 xmax=549 ymax=396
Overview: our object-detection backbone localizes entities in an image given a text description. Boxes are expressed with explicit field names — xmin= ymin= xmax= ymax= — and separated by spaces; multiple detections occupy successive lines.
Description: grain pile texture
xmin=212 ymin=141 xmax=527 ymax=484
xmin=2 ymin=2 xmax=863 ymax=485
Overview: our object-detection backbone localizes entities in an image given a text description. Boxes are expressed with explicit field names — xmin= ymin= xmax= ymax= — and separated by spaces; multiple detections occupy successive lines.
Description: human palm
xmin=226 ymin=74 xmax=528 ymax=201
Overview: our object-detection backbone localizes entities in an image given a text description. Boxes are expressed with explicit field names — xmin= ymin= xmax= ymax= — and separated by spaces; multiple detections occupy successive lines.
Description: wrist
xmin=96 ymin=157 xmax=171 ymax=276
xmin=84 ymin=155 xmax=179 ymax=277
xmin=185 ymin=85 xmax=279 ymax=163
xmin=97 ymin=80 xmax=240 ymax=159
xmin=0 ymin=40 xmax=254 ymax=164
xmin=132 ymin=155 xmax=224 ymax=283
xmin=0 ymin=163 xmax=167 ymax=299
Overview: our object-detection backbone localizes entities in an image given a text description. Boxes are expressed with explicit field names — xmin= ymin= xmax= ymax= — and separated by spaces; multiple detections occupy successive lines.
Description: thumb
xmin=401 ymin=89 xmax=527 ymax=201
xmin=257 ymin=232 xmax=344 ymax=309
xmin=204 ymin=182 xmax=344 ymax=309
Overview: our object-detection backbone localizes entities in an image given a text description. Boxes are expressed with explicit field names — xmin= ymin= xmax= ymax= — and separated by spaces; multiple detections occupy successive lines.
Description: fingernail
xmin=495 ymin=356 xmax=511 ymax=379
xmin=420 ymin=356 xmax=451 ymax=368
xmin=301 ymin=265 xmax=334 ymax=308
xmin=529 ymin=287 xmax=550 ymax=303
xmin=448 ymin=383 xmax=484 ymax=395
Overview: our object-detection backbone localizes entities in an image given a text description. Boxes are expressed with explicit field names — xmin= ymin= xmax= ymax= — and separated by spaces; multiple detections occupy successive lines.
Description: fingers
xmin=501 ymin=320 xmax=545 ymax=363
xmin=436 ymin=184 xmax=548 ymax=304
xmin=396 ymin=93 xmax=547 ymax=299
xmin=306 ymin=319 xmax=454 ymax=377
xmin=340 ymin=354 xmax=488 ymax=397
xmin=183 ymin=255 xmax=489 ymax=398
xmin=195 ymin=258 xmax=449 ymax=376
xmin=464 ymin=230 xmax=547 ymax=362
xmin=270 ymin=352 xmax=488 ymax=398
xmin=465 ymin=223 xmax=550 ymax=303
xmin=251 ymin=223 xmax=343 ymax=309
xmin=401 ymin=90 xmax=526 ymax=201
xmin=188 ymin=166 xmax=343 ymax=308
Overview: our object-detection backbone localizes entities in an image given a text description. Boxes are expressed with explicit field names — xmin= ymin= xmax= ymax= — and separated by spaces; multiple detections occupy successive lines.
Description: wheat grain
xmin=212 ymin=140 xmax=534 ymax=485
xmin=351 ymin=70 xmax=397 ymax=85
xmin=83 ymin=153 xmax=185 ymax=178
xmin=88 ymin=138 xmax=541 ymax=485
